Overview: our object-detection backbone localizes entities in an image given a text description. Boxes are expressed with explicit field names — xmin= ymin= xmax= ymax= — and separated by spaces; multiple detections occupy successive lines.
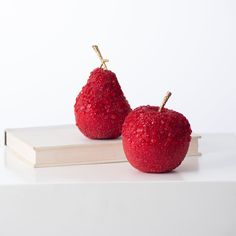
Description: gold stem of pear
xmin=159 ymin=91 xmax=172 ymax=112
xmin=92 ymin=45 xmax=109 ymax=70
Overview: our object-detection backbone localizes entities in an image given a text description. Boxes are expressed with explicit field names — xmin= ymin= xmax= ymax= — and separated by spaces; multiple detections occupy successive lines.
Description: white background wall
xmin=0 ymin=0 xmax=236 ymax=144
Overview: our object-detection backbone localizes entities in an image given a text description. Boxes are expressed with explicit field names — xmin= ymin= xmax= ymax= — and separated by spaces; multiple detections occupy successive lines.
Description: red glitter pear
xmin=74 ymin=46 xmax=131 ymax=139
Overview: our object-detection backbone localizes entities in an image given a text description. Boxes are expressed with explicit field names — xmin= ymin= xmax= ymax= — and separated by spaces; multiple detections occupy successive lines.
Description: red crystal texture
xmin=122 ymin=106 xmax=192 ymax=173
xmin=74 ymin=68 xmax=131 ymax=139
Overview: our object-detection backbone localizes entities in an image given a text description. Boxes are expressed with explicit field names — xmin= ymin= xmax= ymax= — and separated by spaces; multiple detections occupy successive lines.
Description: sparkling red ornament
xmin=74 ymin=68 xmax=131 ymax=139
xmin=122 ymin=106 xmax=192 ymax=173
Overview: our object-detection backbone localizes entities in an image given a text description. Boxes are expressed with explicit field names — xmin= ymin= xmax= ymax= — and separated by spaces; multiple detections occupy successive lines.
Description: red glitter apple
xmin=74 ymin=45 xmax=131 ymax=139
xmin=122 ymin=92 xmax=192 ymax=173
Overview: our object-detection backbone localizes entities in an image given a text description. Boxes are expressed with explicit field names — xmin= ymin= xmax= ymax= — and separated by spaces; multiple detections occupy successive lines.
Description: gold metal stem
xmin=92 ymin=45 xmax=109 ymax=70
xmin=159 ymin=91 xmax=172 ymax=112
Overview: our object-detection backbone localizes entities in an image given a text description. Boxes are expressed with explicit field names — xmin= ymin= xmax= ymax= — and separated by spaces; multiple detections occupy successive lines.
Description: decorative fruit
xmin=122 ymin=92 xmax=192 ymax=173
xmin=74 ymin=45 xmax=131 ymax=139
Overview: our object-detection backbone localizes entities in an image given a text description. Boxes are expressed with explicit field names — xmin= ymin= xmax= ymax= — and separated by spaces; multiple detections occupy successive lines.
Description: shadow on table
xmin=175 ymin=156 xmax=199 ymax=173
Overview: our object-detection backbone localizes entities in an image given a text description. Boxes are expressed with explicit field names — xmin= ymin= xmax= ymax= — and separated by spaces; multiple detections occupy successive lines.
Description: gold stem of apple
xmin=92 ymin=45 xmax=109 ymax=70
xmin=159 ymin=91 xmax=172 ymax=112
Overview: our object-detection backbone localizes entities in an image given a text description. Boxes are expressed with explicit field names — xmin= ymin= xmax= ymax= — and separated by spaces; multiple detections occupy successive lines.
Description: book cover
xmin=5 ymin=125 xmax=201 ymax=168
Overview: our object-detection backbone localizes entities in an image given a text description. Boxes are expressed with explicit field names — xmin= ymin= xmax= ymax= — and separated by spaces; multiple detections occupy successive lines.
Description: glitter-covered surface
xmin=122 ymin=106 xmax=192 ymax=173
xmin=74 ymin=68 xmax=131 ymax=139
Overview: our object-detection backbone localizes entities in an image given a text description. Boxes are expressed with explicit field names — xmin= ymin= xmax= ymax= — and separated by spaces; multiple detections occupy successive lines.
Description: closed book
xmin=5 ymin=125 xmax=201 ymax=168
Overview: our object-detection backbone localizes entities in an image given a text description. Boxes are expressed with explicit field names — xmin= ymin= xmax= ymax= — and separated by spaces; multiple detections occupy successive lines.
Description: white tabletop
xmin=0 ymin=134 xmax=236 ymax=236
xmin=1 ymin=133 xmax=236 ymax=185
